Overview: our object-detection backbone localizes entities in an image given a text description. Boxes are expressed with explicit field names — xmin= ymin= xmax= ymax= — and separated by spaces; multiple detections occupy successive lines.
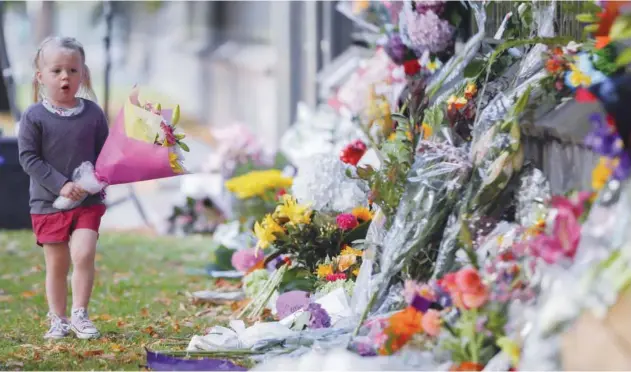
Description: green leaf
xmin=341 ymin=220 xmax=371 ymax=246
xmin=391 ymin=113 xmax=409 ymax=125
xmin=575 ymin=13 xmax=599 ymax=23
xmin=513 ymin=85 xmax=532 ymax=116
xmin=463 ymin=59 xmax=486 ymax=78
xmin=610 ymin=15 xmax=631 ymax=41
xmin=178 ymin=141 xmax=190 ymax=152
xmin=583 ymin=24 xmax=600 ymax=34
xmin=615 ymin=48 xmax=631 ymax=67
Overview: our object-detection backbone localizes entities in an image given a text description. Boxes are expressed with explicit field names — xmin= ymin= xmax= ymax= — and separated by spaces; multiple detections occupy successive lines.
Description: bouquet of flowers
xmin=53 ymin=87 xmax=188 ymax=210
xmin=433 ymin=88 xmax=531 ymax=278
xmin=254 ymin=195 xmax=372 ymax=272
xmin=354 ymin=140 xmax=471 ymax=330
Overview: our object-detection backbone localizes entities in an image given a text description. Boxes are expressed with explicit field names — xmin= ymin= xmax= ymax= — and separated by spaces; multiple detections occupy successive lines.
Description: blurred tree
xmin=0 ymin=0 xmax=21 ymax=122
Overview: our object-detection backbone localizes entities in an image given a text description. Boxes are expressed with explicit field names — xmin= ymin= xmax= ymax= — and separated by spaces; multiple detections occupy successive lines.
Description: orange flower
xmin=545 ymin=58 xmax=564 ymax=74
xmin=388 ymin=307 xmax=423 ymax=337
xmin=595 ymin=36 xmax=611 ymax=50
xmin=421 ymin=309 xmax=442 ymax=337
xmin=450 ymin=362 xmax=485 ymax=371
xmin=461 ymin=287 xmax=489 ymax=309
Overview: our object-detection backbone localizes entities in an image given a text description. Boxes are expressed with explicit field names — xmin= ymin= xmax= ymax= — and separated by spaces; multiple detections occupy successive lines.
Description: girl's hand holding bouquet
xmin=53 ymin=87 xmax=189 ymax=210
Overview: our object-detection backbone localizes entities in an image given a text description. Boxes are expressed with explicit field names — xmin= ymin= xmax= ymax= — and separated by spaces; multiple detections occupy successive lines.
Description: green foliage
xmin=278 ymin=267 xmax=317 ymax=294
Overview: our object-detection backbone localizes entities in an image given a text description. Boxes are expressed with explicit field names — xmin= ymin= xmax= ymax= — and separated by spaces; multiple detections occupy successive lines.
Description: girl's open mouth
xmin=61 ymin=84 xmax=70 ymax=91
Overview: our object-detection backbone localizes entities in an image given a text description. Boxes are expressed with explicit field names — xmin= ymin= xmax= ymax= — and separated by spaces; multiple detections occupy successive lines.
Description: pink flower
xmin=336 ymin=213 xmax=359 ymax=231
xmin=528 ymin=204 xmax=582 ymax=264
xmin=550 ymin=191 xmax=593 ymax=219
xmin=231 ymin=249 xmax=265 ymax=273
xmin=421 ymin=309 xmax=442 ymax=337
xmin=325 ymin=273 xmax=347 ymax=282
xmin=455 ymin=267 xmax=484 ymax=294
xmin=461 ymin=287 xmax=489 ymax=309
xmin=404 ymin=280 xmax=436 ymax=304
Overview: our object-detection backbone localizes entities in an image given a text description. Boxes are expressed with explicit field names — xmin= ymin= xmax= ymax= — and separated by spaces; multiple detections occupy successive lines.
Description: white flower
xmin=291 ymin=154 xmax=369 ymax=213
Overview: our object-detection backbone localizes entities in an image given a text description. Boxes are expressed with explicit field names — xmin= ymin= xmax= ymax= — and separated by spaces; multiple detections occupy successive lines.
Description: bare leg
xmin=69 ymin=229 xmax=98 ymax=310
xmin=43 ymin=243 xmax=71 ymax=318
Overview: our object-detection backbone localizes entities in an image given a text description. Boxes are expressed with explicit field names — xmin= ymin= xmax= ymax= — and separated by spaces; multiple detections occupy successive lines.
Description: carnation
xmin=400 ymin=3 xmax=453 ymax=55
xmin=292 ymin=154 xmax=369 ymax=213
xmin=336 ymin=213 xmax=359 ymax=230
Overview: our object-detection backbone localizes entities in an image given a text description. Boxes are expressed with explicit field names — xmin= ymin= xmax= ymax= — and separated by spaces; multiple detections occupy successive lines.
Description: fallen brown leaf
xmin=111 ymin=344 xmax=125 ymax=352
xmin=20 ymin=291 xmax=36 ymax=298
xmin=95 ymin=314 xmax=113 ymax=321
xmin=140 ymin=308 xmax=149 ymax=317
xmin=82 ymin=349 xmax=104 ymax=357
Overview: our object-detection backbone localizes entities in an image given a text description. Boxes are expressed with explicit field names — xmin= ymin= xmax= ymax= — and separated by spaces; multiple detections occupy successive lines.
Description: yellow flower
xmin=592 ymin=157 xmax=613 ymax=191
xmin=341 ymin=245 xmax=363 ymax=257
xmin=352 ymin=0 xmax=369 ymax=14
xmin=352 ymin=268 xmax=360 ymax=276
xmin=275 ymin=195 xmax=312 ymax=225
xmin=337 ymin=254 xmax=357 ymax=272
xmin=426 ymin=60 xmax=439 ymax=73
xmin=567 ymin=64 xmax=592 ymax=88
xmin=388 ymin=132 xmax=397 ymax=141
xmin=351 ymin=207 xmax=373 ymax=222
xmin=447 ymin=95 xmax=467 ymax=111
xmin=316 ymin=264 xmax=334 ymax=278
xmin=254 ymin=214 xmax=284 ymax=250
xmin=464 ymin=83 xmax=478 ymax=99
xmin=225 ymin=170 xmax=293 ymax=199
xmin=169 ymin=152 xmax=184 ymax=174
xmin=496 ymin=337 xmax=520 ymax=367
xmin=421 ymin=123 xmax=433 ymax=139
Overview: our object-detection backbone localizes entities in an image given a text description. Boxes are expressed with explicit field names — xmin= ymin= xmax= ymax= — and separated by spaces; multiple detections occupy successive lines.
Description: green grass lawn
xmin=0 ymin=230 xmax=236 ymax=371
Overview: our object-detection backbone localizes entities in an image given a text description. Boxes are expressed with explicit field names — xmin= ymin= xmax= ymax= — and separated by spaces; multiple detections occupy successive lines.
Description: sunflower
xmin=351 ymin=206 xmax=373 ymax=223
xmin=316 ymin=264 xmax=334 ymax=278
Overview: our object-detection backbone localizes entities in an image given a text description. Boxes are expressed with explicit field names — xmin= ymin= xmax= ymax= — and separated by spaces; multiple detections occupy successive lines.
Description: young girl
xmin=17 ymin=36 xmax=109 ymax=340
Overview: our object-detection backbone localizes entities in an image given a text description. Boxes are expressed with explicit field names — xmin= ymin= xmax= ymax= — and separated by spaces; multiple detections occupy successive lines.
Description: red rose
xmin=340 ymin=140 xmax=367 ymax=166
xmin=403 ymin=59 xmax=421 ymax=76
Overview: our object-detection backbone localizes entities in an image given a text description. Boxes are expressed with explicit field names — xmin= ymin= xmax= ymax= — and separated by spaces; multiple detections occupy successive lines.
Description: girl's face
xmin=37 ymin=47 xmax=84 ymax=107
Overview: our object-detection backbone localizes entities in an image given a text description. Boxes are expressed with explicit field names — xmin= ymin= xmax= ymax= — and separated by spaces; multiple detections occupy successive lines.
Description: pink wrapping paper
xmin=95 ymin=108 xmax=179 ymax=185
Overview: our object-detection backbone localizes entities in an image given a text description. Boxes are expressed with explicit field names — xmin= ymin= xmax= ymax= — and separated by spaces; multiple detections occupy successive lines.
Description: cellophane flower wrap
xmin=432 ymin=88 xmax=531 ymax=279
xmin=53 ymin=88 xmax=188 ymax=210
xmin=354 ymin=140 xmax=471 ymax=324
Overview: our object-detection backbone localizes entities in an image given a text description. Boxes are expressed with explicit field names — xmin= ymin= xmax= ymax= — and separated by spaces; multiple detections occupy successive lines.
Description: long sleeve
xmin=95 ymin=113 xmax=109 ymax=158
xmin=18 ymin=114 xmax=68 ymax=195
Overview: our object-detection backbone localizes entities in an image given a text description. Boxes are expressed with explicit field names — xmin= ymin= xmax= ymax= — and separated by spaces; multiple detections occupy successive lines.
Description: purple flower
xmin=304 ymin=303 xmax=331 ymax=329
xmin=414 ymin=0 xmax=446 ymax=15
xmin=431 ymin=281 xmax=452 ymax=308
xmin=385 ymin=35 xmax=408 ymax=65
xmin=400 ymin=5 xmax=453 ymax=55
xmin=614 ymin=153 xmax=631 ymax=180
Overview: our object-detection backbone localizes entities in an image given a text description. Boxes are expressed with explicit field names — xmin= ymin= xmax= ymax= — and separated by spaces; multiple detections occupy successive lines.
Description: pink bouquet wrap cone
xmin=95 ymin=109 xmax=177 ymax=185
xmin=52 ymin=88 xmax=188 ymax=210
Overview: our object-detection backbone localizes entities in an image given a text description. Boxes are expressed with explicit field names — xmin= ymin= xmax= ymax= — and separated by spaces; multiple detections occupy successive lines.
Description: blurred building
xmin=3 ymin=1 xmax=356 ymax=151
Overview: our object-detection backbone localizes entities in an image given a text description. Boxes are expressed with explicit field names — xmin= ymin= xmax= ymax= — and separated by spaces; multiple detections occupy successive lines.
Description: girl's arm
xmin=18 ymin=114 xmax=69 ymax=195
xmin=95 ymin=113 xmax=109 ymax=157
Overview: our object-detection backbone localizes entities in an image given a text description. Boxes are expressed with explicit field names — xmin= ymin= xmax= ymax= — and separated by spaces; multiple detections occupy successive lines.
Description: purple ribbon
xmin=410 ymin=294 xmax=432 ymax=313
xmin=145 ymin=350 xmax=247 ymax=371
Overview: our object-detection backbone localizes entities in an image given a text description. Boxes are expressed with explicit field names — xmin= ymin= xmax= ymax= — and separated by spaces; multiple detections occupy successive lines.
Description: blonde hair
xmin=32 ymin=36 xmax=97 ymax=103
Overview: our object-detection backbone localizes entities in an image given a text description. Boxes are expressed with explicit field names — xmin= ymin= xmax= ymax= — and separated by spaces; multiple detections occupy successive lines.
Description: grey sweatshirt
xmin=18 ymin=99 xmax=109 ymax=214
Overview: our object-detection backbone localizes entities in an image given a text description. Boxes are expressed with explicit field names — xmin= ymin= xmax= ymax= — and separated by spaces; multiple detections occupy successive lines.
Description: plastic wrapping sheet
xmin=434 ymin=106 xmax=524 ymax=278
xmin=355 ymin=141 xmax=471 ymax=318
xmin=280 ymin=103 xmax=365 ymax=168
xmin=428 ymin=1 xmax=486 ymax=104
xmin=519 ymin=180 xmax=631 ymax=370
xmin=515 ymin=165 xmax=551 ymax=227
xmin=513 ymin=1 xmax=556 ymax=86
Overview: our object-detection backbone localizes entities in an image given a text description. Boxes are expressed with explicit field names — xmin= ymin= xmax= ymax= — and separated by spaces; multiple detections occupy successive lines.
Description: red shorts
xmin=31 ymin=204 xmax=107 ymax=246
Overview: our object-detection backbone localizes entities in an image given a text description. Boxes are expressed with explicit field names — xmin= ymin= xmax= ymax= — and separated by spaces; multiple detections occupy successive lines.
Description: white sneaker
xmin=70 ymin=308 xmax=100 ymax=339
xmin=44 ymin=313 xmax=70 ymax=339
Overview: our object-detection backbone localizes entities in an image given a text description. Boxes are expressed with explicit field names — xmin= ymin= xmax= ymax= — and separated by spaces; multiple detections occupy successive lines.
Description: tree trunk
xmin=0 ymin=1 xmax=22 ymax=123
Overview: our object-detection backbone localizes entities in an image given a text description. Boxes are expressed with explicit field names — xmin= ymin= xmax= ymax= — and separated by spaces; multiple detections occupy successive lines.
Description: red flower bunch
xmin=336 ymin=213 xmax=359 ymax=231
xmin=403 ymin=59 xmax=421 ymax=76
xmin=340 ymin=140 xmax=367 ymax=166
xmin=160 ymin=122 xmax=177 ymax=145
xmin=325 ymin=273 xmax=347 ymax=282
xmin=439 ymin=267 xmax=489 ymax=310
xmin=276 ymin=188 xmax=287 ymax=200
